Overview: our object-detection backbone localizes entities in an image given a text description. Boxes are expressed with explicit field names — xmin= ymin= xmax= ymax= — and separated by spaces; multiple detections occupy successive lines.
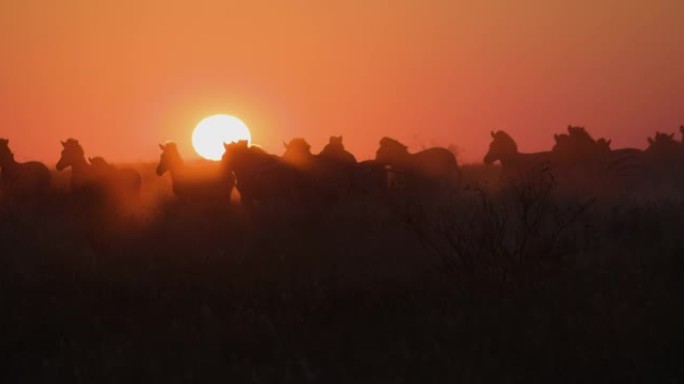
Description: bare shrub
xmin=403 ymin=169 xmax=593 ymax=291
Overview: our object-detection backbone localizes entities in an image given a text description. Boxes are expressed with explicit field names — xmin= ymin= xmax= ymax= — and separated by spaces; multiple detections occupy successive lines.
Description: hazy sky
xmin=2 ymin=0 xmax=683 ymax=163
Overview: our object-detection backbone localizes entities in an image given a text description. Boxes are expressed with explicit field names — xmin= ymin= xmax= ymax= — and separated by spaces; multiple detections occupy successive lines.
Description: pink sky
xmin=2 ymin=0 xmax=683 ymax=164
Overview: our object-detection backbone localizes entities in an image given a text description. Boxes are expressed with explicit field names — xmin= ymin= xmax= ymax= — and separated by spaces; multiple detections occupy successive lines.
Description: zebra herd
xmin=484 ymin=126 xmax=684 ymax=195
xmin=2 ymin=126 xmax=684 ymax=203
xmin=0 ymin=136 xmax=459 ymax=204
xmin=161 ymin=136 xmax=459 ymax=204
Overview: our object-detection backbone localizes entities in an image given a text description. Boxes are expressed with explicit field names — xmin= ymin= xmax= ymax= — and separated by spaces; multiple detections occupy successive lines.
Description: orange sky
xmin=2 ymin=0 xmax=683 ymax=163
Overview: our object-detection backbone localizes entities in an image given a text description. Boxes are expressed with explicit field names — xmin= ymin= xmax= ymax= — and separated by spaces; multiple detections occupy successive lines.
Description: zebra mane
xmin=161 ymin=141 xmax=178 ymax=151
xmin=652 ymin=131 xmax=676 ymax=143
xmin=491 ymin=131 xmax=517 ymax=148
xmin=62 ymin=138 xmax=84 ymax=155
xmin=379 ymin=137 xmax=408 ymax=151
xmin=284 ymin=138 xmax=311 ymax=153
xmin=88 ymin=156 xmax=109 ymax=166
xmin=63 ymin=138 xmax=81 ymax=147
xmin=566 ymin=126 xmax=596 ymax=143
xmin=328 ymin=136 xmax=344 ymax=147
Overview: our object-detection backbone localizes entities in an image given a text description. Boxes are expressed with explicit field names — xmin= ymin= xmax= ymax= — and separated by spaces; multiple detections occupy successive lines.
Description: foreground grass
xmin=1 ymin=166 xmax=683 ymax=382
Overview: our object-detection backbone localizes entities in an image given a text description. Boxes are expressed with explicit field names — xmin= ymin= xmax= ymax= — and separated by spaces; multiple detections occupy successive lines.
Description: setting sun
xmin=192 ymin=114 xmax=251 ymax=160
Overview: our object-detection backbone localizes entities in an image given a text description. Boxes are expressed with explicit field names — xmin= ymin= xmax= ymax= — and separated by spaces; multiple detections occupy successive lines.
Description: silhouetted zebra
xmin=376 ymin=137 xmax=460 ymax=194
xmin=156 ymin=142 xmax=233 ymax=201
xmin=56 ymin=139 xmax=141 ymax=205
xmin=318 ymin=136 xmax=357 ymax=164
xmin=283 ymin=137 xmax=353 ymax=201
xmin=88 ymin=156 xmax=142 ymax=198
xmin=551 ymin=126 xmax=613 ymax=192
xmin=644 ymin=131 xmax=684 ymax=188
xmin=601 ymin=146 xmax=647 ymax=193
xmin=223 ymin=140 xmax=307 ymax=205
xmin=484 ymin=131 xmax=552 ymax=184
xmin=549 ymin=127 xmax=648 ymax=194
xmin=0 ymin=138 xmax=51 ymax=198
xmin=317 ymin=136 xmax=359 ymax=197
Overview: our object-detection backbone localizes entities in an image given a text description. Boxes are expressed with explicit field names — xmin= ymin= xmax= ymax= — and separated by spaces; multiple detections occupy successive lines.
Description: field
xmin=1 ymin=163 xmax=683 ymax=382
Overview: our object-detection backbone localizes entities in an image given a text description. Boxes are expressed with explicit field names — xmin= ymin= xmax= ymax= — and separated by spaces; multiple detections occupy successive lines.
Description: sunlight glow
xmin=192 ymin=114 xmax=251 ymax=160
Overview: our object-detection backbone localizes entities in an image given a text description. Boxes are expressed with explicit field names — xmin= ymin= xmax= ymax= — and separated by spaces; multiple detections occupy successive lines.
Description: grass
xmin=1 ymin=163 xmax=683 ymax=382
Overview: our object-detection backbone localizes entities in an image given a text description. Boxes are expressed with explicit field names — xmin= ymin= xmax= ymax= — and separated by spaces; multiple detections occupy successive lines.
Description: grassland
xmin=1 ymin=163 xmax=683 ymax=382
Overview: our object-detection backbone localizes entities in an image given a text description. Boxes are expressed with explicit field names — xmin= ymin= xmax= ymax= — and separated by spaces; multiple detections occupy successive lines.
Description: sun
xmin=192 ymin=114 xmax=251 ymax=160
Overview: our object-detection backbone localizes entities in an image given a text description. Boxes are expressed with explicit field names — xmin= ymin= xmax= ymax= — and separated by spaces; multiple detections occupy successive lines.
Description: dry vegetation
xmin=1 ymin=162 xmax=683 ymax=382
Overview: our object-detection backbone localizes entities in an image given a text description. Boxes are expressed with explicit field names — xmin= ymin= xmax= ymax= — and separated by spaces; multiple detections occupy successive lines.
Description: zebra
xmin=56 ymin=139 xmax=142 ymax=204
xmin=87 ymin=156 xmax=142 ymax=198
xmin=282 ymin=137 xmax=354 ymax=201
xmin=0 ymin=138 xmax=51 ymax=199
xmin=282 ymin=138 xmax=315 ymax=171
xmin=569 ymin=135 xmax=646 ymax=194
xmin=375 ymin=137 xmax=460 ymax=194
xmin=644 ymin=131 xmax=684 ymax=188
xmin=316 ymin=136 xmax=360 ymax=198
xmin=56 ymin=139 xmax=100 ymax=193
xmin=549 ymin=127 xmax=649 ymax=194
xmin=156 ymin=142 xmax=233 ymax=201
xmin=483 ymin=131 xmax=552 ymax=185
xmin=550 ymin=126 xmax=614 ymax=192
xmin=318 ymin=136 xmax=357 ymax=164
xmin=223 ymin=140 xmax=307 ymax=205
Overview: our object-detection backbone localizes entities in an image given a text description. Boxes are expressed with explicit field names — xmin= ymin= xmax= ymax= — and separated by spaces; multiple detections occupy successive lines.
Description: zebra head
xmin=376 ymin=137 xmax=409 ymax=165
xmin=328 ymin=136 xmax=344 ymax=150
xmin=484 ymin=131 xmax=517 ymax=165
xmin=56 ymin=139 xmax=85 ymax=171
xmin=0 ymin=139 xmax=13 ymax=165
xmin=156 ymin=142 xmax=183 ymax=176
xmin=88 ymin=157 xmax=114 ymax=176
xmin=283 ymin=138 xmax=312 ymax=156
xmin=647 ymin=132 xmax=677 ymax=149
xmin=596 ymin=138 xmax=612 ymax=152
xmin=222 ymin=140 xmax=250 ymax=173
xmin=88 ymin=156 xmax=109 ymax=168
xmin=283 ymin=138 xmax=313 ymax=168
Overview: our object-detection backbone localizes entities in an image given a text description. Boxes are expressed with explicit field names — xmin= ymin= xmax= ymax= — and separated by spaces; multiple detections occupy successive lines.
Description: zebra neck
xmin=168 ymin=162 xmax=185 ymax=178
xmin=70 ymin=158 xmax=91 ymax=174
xmin=497 ymin=153 xmax=522 ymax=166
xmin=0 ymin=155 xmax=18 ymax=169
